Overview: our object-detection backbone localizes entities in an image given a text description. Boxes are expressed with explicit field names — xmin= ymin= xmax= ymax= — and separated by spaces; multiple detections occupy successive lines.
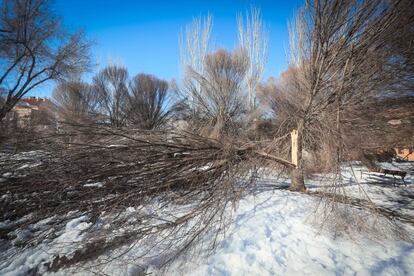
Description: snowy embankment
xmin=0 ymin=152 xmax=413 ymax=275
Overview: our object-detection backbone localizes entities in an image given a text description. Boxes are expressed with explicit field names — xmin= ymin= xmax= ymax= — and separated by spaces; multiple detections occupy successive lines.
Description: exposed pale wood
xmin=291 ymin=129 xmax=298 ymax=167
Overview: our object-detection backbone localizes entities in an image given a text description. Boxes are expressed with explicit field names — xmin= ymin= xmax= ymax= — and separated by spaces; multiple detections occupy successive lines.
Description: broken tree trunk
xmin=290 ymin=124 xmax=306 ymax=191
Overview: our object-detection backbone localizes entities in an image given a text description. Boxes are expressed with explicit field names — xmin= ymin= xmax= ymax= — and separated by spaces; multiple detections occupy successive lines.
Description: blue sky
xmin=32 ymin=0 xmax=302 ymax=97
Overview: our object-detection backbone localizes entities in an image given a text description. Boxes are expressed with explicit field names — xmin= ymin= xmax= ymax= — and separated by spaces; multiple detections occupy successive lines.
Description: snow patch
xmin=83 ymin=182 xmax=104 ymax=188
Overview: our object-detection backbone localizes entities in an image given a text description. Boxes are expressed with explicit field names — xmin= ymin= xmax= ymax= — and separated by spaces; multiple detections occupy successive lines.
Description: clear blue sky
xmin=32 ymin=0 xmax=302 ymax=97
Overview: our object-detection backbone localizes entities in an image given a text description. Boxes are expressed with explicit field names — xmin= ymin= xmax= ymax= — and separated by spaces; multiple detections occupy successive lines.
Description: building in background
xmin=395 ymin=148 xmax=414 ymax=161
xmin=6 ymin=97 xmax=50 ymax=127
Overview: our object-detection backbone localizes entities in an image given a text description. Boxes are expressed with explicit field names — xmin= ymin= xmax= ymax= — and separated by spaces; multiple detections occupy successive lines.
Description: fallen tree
xmin=0 ymin=126 xmax=296 ymax=270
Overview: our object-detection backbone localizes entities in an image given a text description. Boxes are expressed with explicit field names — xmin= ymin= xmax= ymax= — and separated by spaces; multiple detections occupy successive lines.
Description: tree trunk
xmin=290 ymin=119 xmax=306 ymax=191
xmin=0 ymin=98 xmax=19 ymax=123
xmin=0 ymin=108 xmax=9 ymax=123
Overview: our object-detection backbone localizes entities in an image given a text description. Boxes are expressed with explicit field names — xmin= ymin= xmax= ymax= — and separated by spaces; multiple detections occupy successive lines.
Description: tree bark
xmin=0 ymin=105 xmax=12 ymax=123
xmin=290 ymin=119 xmax=306 ymax=191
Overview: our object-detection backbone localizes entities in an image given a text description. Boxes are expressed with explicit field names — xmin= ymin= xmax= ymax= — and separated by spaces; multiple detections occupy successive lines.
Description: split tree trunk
xmin=290 ymin=120 xmax=306 ymax=191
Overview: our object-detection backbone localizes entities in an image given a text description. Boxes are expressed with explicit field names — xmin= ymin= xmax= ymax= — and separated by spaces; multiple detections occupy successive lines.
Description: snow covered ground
xmin=164 ymin=162 xmax=414 ymax=276
xmin=166 ymin=191 xmax=414 ymax=276
xmin=0 ymin=153 xmax=413 ymax=275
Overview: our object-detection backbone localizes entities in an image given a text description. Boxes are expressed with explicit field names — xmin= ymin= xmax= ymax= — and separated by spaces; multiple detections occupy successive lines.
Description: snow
xmin=325 ymin=162 xmax=414 ymax=217
xmin=0 ymin=157 xmax=413 ymax=275
xmin=165 ymin=190 xmax=414 ymax=276
xmin=52 ymin=216 xmax=92 ymax=256
xmin=0 ymin=215 xmax=91 ymax=276
xmin=83 ymin=182 xmax=104 ymax=188
xmin=107 ymin=144 xmax=128 ymax=149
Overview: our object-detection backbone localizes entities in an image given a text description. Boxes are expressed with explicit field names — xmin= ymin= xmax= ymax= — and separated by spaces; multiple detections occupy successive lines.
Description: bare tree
xmin=93 ymin=65 xmax=129 ymax=128
xmin=0 ymin=0 xmax=91 ymax=122
xmin=52 ymin=80 xmax=100 ymax=125
xmin=183 ymin=49 xmax=249 ymax=138
xmin=284 ymin=0 xmax=414 ymax=191
xmin=376 ymin=0 xmax=414 ymax=95
xmin=127 ymin=73 xmax=171 ymax=130
xmin=179 ymin=14 xmax=213 ymax=110
xmin=238 ymin=7 xmax=268 ymax=111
